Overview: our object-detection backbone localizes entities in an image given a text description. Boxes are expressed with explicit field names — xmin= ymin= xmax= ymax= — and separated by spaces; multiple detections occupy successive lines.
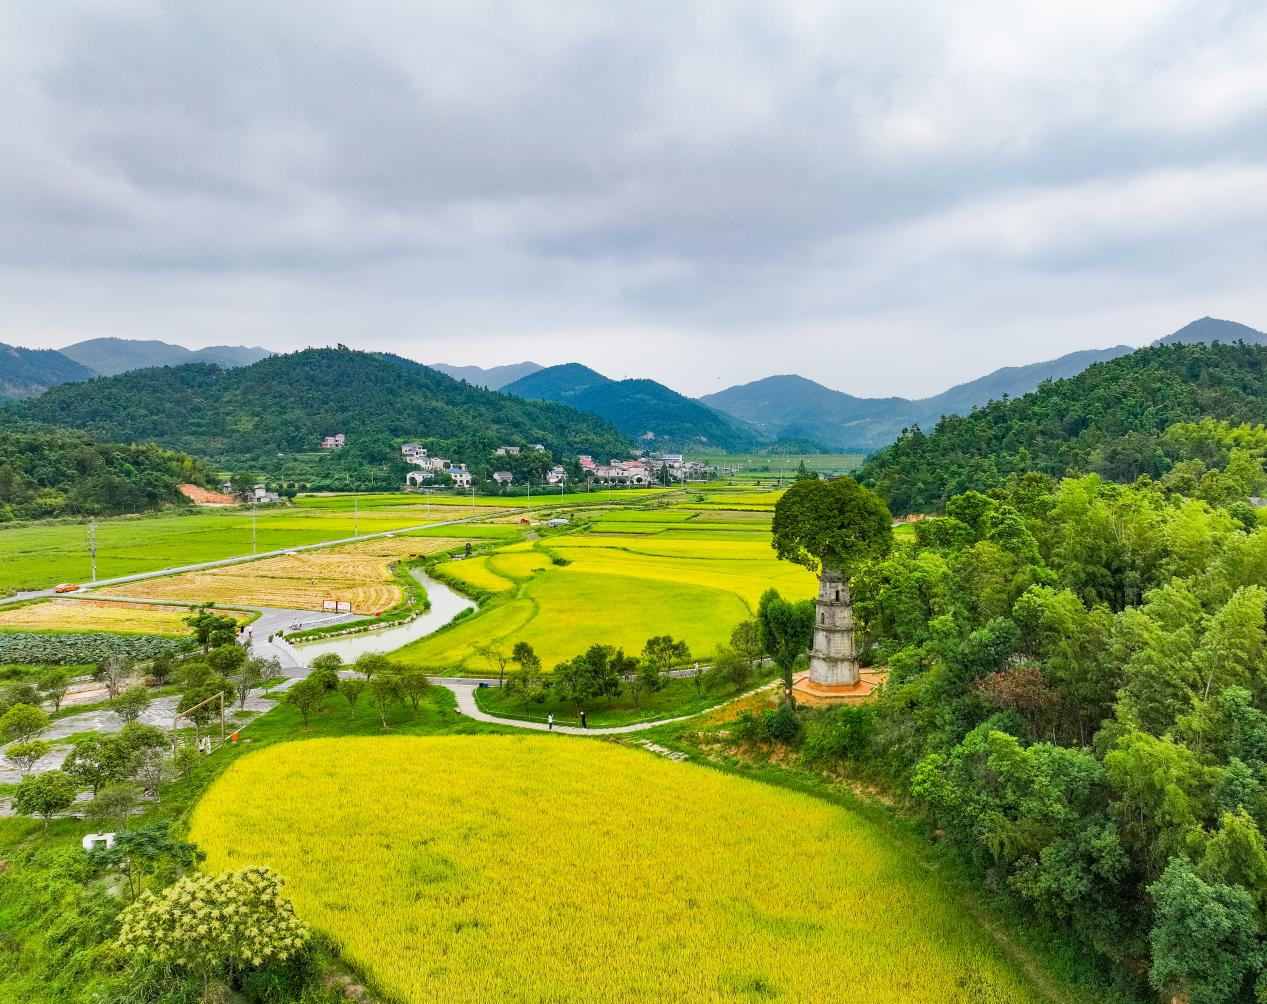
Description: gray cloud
xmin=1 ymin=1 xmax=1265 ymax=396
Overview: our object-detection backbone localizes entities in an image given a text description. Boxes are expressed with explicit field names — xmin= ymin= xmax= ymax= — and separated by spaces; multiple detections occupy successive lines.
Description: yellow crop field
xmin=191 ymin=736 xmax=1053 ymax=1004
xmin=107 ymin=536 xmax=469 ymax=613
xmin=401 ymin=532 xmax=816 ymax=671
xmin=0 ymin=598 xmax=242 ymax=636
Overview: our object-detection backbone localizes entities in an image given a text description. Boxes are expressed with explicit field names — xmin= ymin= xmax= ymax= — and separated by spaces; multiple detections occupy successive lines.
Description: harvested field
xmin=106 ymin=536 xmax=470 ymax=613
xmin=0 ymin=598 xmax=242 ymax=636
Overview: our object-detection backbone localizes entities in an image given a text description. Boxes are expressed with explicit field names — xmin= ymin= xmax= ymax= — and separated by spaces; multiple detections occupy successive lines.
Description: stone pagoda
xmin=808 ymin=563 xmax=860 ymax=687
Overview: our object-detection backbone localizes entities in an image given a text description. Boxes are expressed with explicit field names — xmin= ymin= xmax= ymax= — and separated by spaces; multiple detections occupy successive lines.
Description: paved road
xmin=10 ymin=509 xmax=510 ymax=602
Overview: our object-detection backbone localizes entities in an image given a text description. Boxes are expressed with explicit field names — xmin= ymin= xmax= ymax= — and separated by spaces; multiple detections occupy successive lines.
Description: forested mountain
xmin=859 ymin=341 xmax=1267 ymax=512
xmin=59 ymin=338 xmax=271 ymax=375
xmin=502 ymin=363 xmax=612 ymax=402
xmin=848 ymin=462 xmax=1267 ymax=1001
xmin=427 ymin=360 xmax=542 ymax=389
xmin=0 ymin=343 xmax=95 ymax=402
xmin=504 ymin=363 xmax=759 ymax=450
xmin=0 ymin=348 xmax=631 ymax=469
xmin=699 ymin=375 xmax=911 ymax=448
xmin=1154 ymin=315 xmax=1267 ymax=347
xmin=0 ymin=430 xmax=211 ymax=521
xmin=702 ymin=345 xmax=1135 ymax=449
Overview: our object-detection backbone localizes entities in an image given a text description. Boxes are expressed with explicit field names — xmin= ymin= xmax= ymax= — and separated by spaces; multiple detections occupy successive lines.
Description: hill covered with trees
xmin=832 ymin=459 xmax=1267 ymax=1001
xmin=0 ymin=343 xmax=95 ymax=402
xmin=503 ymin=363 xmax=760 ymax=450
xmin=859 ymin=342 xmax=1267 ymax=512
xmin=0 ymin=348 xmax=632 ymax=472
xmin=0 ymin=431 xmax=212 ymax=521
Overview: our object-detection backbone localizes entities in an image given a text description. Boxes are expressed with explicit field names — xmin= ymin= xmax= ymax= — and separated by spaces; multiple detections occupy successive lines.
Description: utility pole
xmin=88 ymin=520 xmax=97 ymax=582
xmin=251 ymin=503 xmax=257 ymax=555
xmin=354 ymin=492 xmax=359 ymax=537
xmin=470 ymin=482 xmax=475 ymax=515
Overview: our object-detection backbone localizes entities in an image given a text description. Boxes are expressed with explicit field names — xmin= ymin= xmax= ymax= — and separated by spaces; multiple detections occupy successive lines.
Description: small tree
xmin=37 ymin=668 xmax=71 ymax=713
xmin=14 ymin=769 xmax=76 ymax=832
xmin=64 ymin=734 xmax=129 ymax=796
xmin=133 ymin=747 xmax=171 ymax=804
xmin=338 ymin=677 xmax=366 ymax=717
xmin=88 ymin=782 xmax=143 ymax=832
xmin=730 ymin=618 xmax=764 ymax=673
xmin=89 ymin=823 xmax=204 ymax=899
xmin=184 ymin=606 xmax=239 ymax=654
xmin=230 ymin=658 xmax=269 ymax=710
xmin=148 ymin=652 xmax=177 ymax=685
xmin=207 ymin=645 xmax=247 ymax=678
xmin=708 ymin=644 xmax=754 ymax=694
xmin=506 ymin=642 xmax=542 ymax=696
xmin=641 ymin=636 xmax=690 ymax=688
xmin=3 ymin=739 xmax=52 ymax=777
xmin=111 ymin=685 xmax=152 ymax=725
xmin=96 ymin=654 xmax=133 ymax=698
xmin=367 ymin=672 xmax=401 ymax=728
xmin=285 ymin=678 xmax=324 ymax=730
xmin=0 ymin=702 xmax=49 ymax=743
xmin=398 ymin=668 xmax=431 ymax=713
xmin=474 ymin=642 xmax=510 ymax=686
xmin=757 ymin=589 xmax=816 ymax=705
xmin=354 ymin=651 xmax=391 ymax=679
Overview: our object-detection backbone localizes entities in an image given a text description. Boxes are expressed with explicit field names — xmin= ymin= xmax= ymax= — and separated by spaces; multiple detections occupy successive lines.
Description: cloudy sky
xmin=2 ymin=1 xmax=1265 ymax=397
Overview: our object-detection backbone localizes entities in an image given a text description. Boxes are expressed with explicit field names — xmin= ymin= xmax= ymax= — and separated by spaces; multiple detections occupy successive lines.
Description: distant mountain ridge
xmin=0 ymin=348 xmax=631 ymax=467
xmin=428 ymin=361 xmax=542 ymax=389
xmin=59 ymin=337 xmax=272 ymax=376
xmin=701 ymin=320 xmax=1264 ymax=450
xmin=0 ymin=343 xmax=95 ymax=401
xmin=1154 ymin=316 xmax=1267 ymax=347
xmin=503 ymin=364 xmax=760 ymax=451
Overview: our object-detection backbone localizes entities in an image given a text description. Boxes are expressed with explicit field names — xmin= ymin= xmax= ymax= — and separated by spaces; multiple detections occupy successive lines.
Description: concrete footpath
xmin=438 ymin=678 xmax=747 ymax=736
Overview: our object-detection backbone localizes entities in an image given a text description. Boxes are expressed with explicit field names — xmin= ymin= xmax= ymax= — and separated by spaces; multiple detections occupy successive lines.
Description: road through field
xmin=9 ymin=509 xmax=509 ymax=603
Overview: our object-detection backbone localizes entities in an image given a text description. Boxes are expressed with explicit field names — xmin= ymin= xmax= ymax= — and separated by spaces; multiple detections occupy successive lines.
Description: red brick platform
xmin=791 ymin=668 xmax=888 ymax=706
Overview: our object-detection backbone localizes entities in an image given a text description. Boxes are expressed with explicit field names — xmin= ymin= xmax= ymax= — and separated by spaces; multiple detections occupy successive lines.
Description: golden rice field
xmin=191 ymin=736 xmax=1054 ymax=1004
xmin=0 ymin=598 xmax=242 ymax=636
xmin=107 ymin=536 xmax=470 ymax=613
xmin=401 ymin=528 xmax=816 ymax=671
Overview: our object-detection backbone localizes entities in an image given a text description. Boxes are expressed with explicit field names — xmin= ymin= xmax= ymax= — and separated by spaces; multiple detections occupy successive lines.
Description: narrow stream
xmin=292 ymin=567 xmax=476 ymax=663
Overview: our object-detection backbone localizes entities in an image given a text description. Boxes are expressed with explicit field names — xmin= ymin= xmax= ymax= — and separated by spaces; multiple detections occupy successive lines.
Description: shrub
xmin=115 ymin=866 xmax=309 ymax=993
xmin=802 ymin=705 xmax=875 ymax=766
xmin=732 ymin=706 xmax=803 ymax=747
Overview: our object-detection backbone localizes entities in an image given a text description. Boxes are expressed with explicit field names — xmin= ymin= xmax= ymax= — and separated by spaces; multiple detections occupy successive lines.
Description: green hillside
xmin=0 ymin=347 xmax=631 ymax=470
xmin=859 ymin=342 xmax=1267 ymax=512
xmin=0 ymin=430 xmax=211 ymax=521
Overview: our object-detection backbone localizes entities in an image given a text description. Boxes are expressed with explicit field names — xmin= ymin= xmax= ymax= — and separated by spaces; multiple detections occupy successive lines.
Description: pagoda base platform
xmin=791 ymin=668 xmax=888 ymax=706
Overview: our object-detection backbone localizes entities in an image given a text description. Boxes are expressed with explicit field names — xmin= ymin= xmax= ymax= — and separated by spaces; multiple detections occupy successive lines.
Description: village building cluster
xmin=401 ymin=444 xmax=471 ymax=488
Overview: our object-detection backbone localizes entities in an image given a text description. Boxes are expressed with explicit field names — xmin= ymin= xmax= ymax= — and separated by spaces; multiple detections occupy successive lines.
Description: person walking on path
xmin=547 ymin=713 xmax=554 ymax=731
xmin=580 ymin=710 xmax=587 ymax=729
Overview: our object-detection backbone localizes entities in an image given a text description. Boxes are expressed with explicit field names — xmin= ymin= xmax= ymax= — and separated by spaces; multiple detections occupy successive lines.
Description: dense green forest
xmin=812 ymin=433 xmax=1267 ymax=1001
xmin=0 ymin=348 xmax=631 ymax=474
xmin=0 ymin=431 xmax=211 ymax=522
xmin=860 ymin=342 xmax=1267 ymax=513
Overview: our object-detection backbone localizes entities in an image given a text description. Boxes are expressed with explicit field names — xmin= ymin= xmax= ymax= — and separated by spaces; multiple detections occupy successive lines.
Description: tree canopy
xmin=770 ymin=476 xmax=892 ymax=574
